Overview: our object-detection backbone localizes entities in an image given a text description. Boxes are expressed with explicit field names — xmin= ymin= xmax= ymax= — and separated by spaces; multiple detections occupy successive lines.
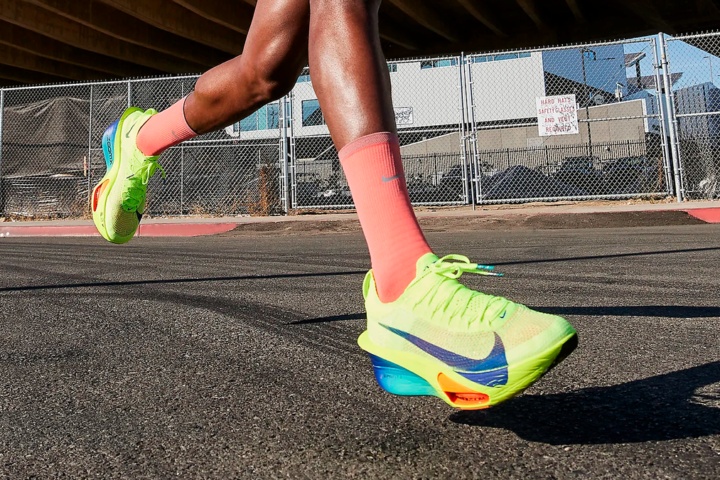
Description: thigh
xmin=239 ymin=0 xmax=310 ymax=85
xmin=185 ymin=0 xmax=310 ymax=132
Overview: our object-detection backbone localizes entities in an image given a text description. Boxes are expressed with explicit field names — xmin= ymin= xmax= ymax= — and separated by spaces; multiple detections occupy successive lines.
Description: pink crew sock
xmin=340 ymin=132 xmax=433 ymax=303
xmin=136 ymin=97 xmax=197 ymax=156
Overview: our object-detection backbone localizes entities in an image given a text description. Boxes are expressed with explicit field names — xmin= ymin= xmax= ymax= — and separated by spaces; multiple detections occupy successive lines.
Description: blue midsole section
xmin=368 ymin=354 xmax=437 ymax=397
xmin=102 ymin=119 xmax=120 ymax=171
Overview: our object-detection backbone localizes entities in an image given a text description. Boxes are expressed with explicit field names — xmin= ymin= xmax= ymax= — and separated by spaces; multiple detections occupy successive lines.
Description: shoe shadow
xmin=530 ymin=305 xmax=720 ymax=319
xmin=449 ymin=362 xmax=720 ymax=445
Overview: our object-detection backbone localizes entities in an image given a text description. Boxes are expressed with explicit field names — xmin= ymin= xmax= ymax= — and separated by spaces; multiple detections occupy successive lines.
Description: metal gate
xmin=465 ymin=37 xmax=672 ymax=205
xmin=663 ymin=32 xmax=720 ymax=201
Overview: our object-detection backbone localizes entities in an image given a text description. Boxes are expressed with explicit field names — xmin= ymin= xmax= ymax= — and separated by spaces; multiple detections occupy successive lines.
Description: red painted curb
xmin=0 ymin=223 xmax=237 ymax=237
xmin=685 ymin=208 xmax=720 ymax=224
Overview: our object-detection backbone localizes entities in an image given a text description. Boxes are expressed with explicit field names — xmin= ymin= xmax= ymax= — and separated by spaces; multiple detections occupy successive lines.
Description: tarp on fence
xmin=1 ymin=96 xmax=91 ymax=178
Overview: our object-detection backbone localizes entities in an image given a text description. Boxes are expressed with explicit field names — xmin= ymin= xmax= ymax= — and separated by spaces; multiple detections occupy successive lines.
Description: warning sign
xmin=536 ymin=94 xmax=579 ymax=137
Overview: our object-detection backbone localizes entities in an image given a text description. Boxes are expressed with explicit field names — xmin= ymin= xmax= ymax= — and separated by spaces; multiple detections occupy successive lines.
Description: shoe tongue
xmin=416 ymin=253 xmax=439 ymax=277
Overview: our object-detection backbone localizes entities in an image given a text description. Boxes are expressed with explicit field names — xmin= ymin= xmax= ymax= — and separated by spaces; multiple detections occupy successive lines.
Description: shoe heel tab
xmin=363 ymin=270 xmax=377 ymax=300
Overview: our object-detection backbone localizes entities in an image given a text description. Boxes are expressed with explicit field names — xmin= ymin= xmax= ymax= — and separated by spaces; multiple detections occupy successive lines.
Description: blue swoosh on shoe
xmin=379 ymin=324 xmax=509 ymax=386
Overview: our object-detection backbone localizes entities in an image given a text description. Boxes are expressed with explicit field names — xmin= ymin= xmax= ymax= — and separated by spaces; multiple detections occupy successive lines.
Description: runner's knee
xmin=193 ymin=60 xmax=296 ymax=111
xmin=309 ymin=0 xmax=381 ymax=14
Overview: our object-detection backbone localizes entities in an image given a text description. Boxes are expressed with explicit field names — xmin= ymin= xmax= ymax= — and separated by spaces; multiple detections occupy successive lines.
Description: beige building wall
xmin=400 ymin=100 xmax=648 ymax=156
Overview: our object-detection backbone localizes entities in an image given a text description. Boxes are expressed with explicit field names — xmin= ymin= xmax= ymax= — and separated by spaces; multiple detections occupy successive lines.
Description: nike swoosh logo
xmin=382 ymin=174 xmax=405 ymax=183
xmin=125 ymin=124 xmax=135 ymax=138
xmin=500 ymin=311 xmax=507 ymax=319
xmin=380 ymin=324 xmax=508 ymax=387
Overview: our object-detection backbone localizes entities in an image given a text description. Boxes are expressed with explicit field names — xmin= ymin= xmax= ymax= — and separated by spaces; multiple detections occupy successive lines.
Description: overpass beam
xmin=0 ymin=20 xmax=156 ymax=77
xmin=0 ymin=64 xmax=66 ymax=85
xmin=456 ymin=0 xmax=507 ymax=37
xmin=388 ymin=0 xmax=460 ymax=42
xmin=25 ymin=0 xmax=229 ymax=67
xmin=564 ymin=0 xmax=587 ymax=23
xmin=621 ymin=0 xmax=676 ymax=34
xmin=172 ymin=0 xmax=253 ymax=34
xmin=515 ymin=0 xmax=552 ymax=32
xmin=0 ymin=0 xmax=206 ymax=74
xmin=99 ymin=0 xmax=245 ymax=55
xmin=0 ymin=44 xmax=108 ymax=81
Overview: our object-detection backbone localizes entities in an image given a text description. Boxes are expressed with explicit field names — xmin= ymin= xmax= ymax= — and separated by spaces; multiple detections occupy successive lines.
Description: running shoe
xmin=91 ymin=108 xmax=164 ymax=244
xmin=358 ymin=253 xmax=578 ymax=410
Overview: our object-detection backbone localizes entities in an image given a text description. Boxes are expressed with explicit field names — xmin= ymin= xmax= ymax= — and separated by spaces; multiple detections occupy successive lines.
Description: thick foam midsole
xmin=368 ymin=354 xmax=437 ymax=397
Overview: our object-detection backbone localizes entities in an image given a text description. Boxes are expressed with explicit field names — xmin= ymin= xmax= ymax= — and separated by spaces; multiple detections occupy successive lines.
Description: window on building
xmin=421 ymin=58 xmax=459 ymax=69
xmin=472 ymin=52 xmax=531 ymax=64
xmin=236 ymin=103 xmax=280 ymax=132
xmin=388 ymin=63 xmax=398 ymax=73
xmin=302 ymin=99 xmax=325 ymax=126
xmin=297 ymin=68 xmax=311 ymax=83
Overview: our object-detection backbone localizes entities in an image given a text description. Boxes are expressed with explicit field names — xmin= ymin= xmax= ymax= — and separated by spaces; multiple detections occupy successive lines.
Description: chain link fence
xmin=7 ymin=31 xmax=717 ymax=219
xmin=465 ymin=38 xmax=670 ymax=204
xmin=0 ymin=76 xmax=284 ymax=219
xmin=664 ymin=32 xmax=720 ymax=201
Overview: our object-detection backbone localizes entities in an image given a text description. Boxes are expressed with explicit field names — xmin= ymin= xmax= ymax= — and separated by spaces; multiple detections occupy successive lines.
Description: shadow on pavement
xmin=289 ymin=313 xmax=366 ymax=325
xmin=532 ymin=305 xmax=720 ymax=318
xmin=0 ymin=270 xmax=367 ymax=293
xmin=496 ymin=246 xmax=720 ymax=267
xmin=450 ymin=362 xmax=720 ymax=445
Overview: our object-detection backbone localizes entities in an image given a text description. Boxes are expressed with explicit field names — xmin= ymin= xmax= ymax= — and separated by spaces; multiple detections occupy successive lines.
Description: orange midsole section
xmin=438 ymin=373 xmax=490 ymax=407
xmin=92 ymin=179 xmax=109 ymax=212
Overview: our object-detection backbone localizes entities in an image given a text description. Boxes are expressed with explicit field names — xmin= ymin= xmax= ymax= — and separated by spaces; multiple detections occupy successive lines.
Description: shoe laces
xmin=122 ymin=158 xmax=165 ymax=212
xmin=428 ymin=254 xmax=502 ymax=279
xmin=419 ymin=255 xmax=507 ymax=327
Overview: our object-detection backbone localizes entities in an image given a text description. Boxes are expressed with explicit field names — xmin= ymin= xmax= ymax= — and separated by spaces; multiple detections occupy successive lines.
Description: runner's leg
xmin=136 ymin=0 xmax=310 ymax=156
xmin=308 ymin=0 xmax=432 ymax=302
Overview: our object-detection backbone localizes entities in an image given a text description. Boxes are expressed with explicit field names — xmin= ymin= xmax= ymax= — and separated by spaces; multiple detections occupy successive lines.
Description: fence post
xmin=280 ymin=94 xmax=290 ymax=214
xmin=659 ymin=33 xmax=685 ymax=202
xmin=457 ymin=53 xmax=472 ymax=207
xmin=0 ymin=88 xmax=4 ymax=215
xmin=127 ymin=81 xmax=132 ymax=108
xmin=87 ymin=85 xmax=93 ymax=214
xmin=464 ymin=53 xmax=480 ymax=208
xmin=180 ymin=83 xmax=185 ymax=214
xmin=651 ymin=37 xmax=674 ymax=196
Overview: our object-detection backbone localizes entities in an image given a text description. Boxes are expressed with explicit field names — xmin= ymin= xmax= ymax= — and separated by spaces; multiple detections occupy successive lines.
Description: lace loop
xmin=121 ymin=158 xmax=165 ymax=211
xmin=429 ymin=255 xmax=503 ymax=279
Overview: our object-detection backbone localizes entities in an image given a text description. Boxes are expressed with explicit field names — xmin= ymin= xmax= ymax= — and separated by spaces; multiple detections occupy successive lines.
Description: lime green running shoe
xmin=91 ymin=107 xmax=165 ymax=244
xmin=358 ymin=253 xmax=578 ymax=410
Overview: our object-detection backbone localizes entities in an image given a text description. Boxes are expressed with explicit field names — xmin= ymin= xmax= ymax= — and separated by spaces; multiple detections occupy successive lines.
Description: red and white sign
xmin=536 ymin=94 xmax=579 ymax=137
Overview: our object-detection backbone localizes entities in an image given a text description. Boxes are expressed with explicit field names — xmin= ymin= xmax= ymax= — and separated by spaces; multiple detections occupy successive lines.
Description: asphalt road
xmin=1 ymin=224 xmax=719 ymax=479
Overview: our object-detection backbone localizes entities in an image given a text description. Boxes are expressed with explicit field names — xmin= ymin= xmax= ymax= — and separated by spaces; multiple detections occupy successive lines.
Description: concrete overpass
xmin=0 ymin=0 xmax=719 ymax=86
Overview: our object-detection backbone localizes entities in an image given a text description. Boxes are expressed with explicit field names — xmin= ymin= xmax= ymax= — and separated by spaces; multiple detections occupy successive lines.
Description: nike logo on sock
xmin=382 ymin=174 xmax=405 ymax=183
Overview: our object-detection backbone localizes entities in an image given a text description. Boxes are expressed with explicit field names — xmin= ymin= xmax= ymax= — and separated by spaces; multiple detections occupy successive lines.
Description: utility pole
xmin=705 ymin=56 xmax=715 ymax=84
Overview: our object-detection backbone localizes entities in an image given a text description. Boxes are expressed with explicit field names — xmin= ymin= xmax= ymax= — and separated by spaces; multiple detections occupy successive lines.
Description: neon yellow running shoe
xmin=358 ymin=253 xmax=578 ymax=410
xmin=91 ymin=107 xmax=165 ymax=244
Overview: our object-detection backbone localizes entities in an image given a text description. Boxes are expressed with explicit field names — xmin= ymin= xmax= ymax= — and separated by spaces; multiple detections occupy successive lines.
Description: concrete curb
xmin=0 ymin=223 xmax=237 ymax=238
xmin=685 ymin=208 xmax=720 ymax=223
xmin=1 ymin=205 xmax=719 ymax=237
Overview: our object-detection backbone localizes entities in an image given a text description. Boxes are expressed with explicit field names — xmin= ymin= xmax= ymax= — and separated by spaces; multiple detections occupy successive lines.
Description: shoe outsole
xmin=91 ymin=108 xmax=142 ymax=244
xmin=359 ymin=331 xmax=578 ymax=410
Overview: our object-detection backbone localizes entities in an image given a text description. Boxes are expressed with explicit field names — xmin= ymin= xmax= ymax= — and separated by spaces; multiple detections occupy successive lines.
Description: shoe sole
xmin=358 ymin=331 xmax=578 ymax=410
xmin=91 ymin=107 xmax=142 ymax=243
